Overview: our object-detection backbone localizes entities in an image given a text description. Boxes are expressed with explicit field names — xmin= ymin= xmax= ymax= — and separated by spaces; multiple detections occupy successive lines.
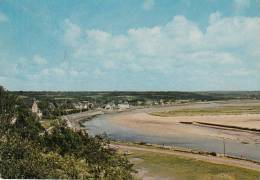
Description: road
xmin=115 ymin=144 xmax=260 ymax=172
xmin=62 ymin=110 xmax=104 ymax=128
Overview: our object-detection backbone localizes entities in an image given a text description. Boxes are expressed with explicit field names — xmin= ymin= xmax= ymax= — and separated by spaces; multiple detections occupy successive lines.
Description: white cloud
xmin=69 ymin=69 xmax=79 ymax=76
xmin=233 ymin=0 xmax=250 ymax=12
xmin=52 ymin=68 xmax=65 ymax=76
xmin=0 ymin=11 xmax=8 ymax=23
xmin=209 ymin=11 xmax=221 ymax=24
xmin=62 ymin=14 xmax=260 ymax=80
xmin=35 ymin=68 xmax=65 ymax=79
xmin=93 ymin=68 xmax=105 ymax=78
xmin=42 ymin=68 xmax=50 ymax=76
xmin=142 ymin=0 xmax=154 ymax=10
xmin=205 ymin=15 xmax=260 ymax=50
xmin=257 ymin=63 xmax=260 ymax=69
xmin=257 ymin=0 xmax=260 ymax=8
xmin=64 ymin=19 xmax=81 ymax=47
xmin=33 ymin=54 xmax=48 ymax=65
xmin=186 ymin=51 xmax=240 ymax=64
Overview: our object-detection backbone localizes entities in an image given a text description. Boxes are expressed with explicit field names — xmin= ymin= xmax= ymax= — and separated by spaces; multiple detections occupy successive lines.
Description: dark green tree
xmin=0 ymin=137 xmax=91 ymax=179
xmin=0 ymin=86 xmax=135 ymax=179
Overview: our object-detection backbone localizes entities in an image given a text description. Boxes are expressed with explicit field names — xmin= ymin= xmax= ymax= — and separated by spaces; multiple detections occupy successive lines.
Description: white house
xmin=32 ymin=100 xmax=42 ymax=119
xmin=118 ymin=103 xmax=130 ymax=110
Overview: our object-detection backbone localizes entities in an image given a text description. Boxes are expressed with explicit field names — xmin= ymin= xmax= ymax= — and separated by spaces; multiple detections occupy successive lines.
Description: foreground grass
xmin=129 ymin=150 xmax=260 ymax=180
xmin=152 ymin=105 xmax=260 ymax=117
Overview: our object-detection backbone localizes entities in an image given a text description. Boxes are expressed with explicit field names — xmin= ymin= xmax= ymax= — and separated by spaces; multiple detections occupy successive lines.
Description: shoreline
xmin=61 ymin=107 xmax=139 ymax=130
xmin=61 ymin=110 xmax=104 ymax=129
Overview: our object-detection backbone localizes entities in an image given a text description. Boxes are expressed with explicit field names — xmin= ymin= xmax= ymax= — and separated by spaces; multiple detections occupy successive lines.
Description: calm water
xmin=84 ymin=113 xmax=260 ymax=161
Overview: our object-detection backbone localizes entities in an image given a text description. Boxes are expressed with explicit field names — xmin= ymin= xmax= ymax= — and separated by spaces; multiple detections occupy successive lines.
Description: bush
xmin=139 ymin=141 xmax=147 ymax=145
xmin=210 ymin=152 xmax=217 ymax=156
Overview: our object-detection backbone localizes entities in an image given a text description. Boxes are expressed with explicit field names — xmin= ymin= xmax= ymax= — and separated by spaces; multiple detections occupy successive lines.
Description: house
xmin=11 ymin=117 xmax=17 ymax=124
xmin=137 ymin=101 xmax=144 ymax=105
xmin=104 ymin=104 xmax=111 ymax=110
xmin=83 ymin=104 xmax=88 ymax=109
xmin=32 ymin=100 xmax=42 ymax=119
xmin=145 ymin=100 xmax=153 ymax=106
xmin=48 ymin=102 xmax=56 ymax=110
xmin=88 ymin=103 xmax=94 ymax=109
xmin=160 ymin=99 xmax=164 ymax=105
xmin=118 ymin=103 xmax=130 ymax=110
xmin=104 ymin=102 xmax=116 ymax=110
xmin=153 ymin=101 xmax=159 ymax=105
xmin=73 ymin=102 xmax=84 ymax=110
xmin=73 ymin=102 xmax=91 ymax=110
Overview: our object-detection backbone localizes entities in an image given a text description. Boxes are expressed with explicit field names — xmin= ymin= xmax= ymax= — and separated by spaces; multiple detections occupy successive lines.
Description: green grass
xmin=129 ymin=150 xmax=260 ymax=180
xmin=151 ymin=106 xmax=260 ymax=117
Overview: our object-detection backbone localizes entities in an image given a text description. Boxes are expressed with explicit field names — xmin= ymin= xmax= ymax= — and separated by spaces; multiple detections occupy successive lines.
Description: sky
xmin=0 ymin=0 xmax=260 ymax=91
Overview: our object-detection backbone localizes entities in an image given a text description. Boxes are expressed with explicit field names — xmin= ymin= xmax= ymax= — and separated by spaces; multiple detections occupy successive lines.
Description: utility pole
xmin=223 ymin=137 xmax=226 ymax=156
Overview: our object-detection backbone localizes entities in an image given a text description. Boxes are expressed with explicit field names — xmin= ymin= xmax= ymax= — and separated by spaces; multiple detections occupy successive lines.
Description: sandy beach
xmin=109 ymin=101 xmax=260 ymax=144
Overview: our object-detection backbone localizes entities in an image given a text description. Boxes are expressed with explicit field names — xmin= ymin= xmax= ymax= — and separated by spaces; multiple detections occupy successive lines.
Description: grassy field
xmin=151 ymin=105 xmax=260 ymax=117
xmin=129 ymin=150 xmax=260 ymax=180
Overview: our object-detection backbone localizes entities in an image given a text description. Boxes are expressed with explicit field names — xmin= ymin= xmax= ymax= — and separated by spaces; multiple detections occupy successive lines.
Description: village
xmin=29 ymin=97 xmax=184 ymax=120
xmin=31 ymin=99 xmax=131 ymax=119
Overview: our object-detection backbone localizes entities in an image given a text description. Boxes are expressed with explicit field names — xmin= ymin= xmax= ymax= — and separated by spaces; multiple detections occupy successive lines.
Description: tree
xmin=43 ymin=122 xmax=135 ymax=179
xmin=0 ymin=86 xmax=44 ymax=141
xmin=0 ymin=86 xmax=135 ymax=179
xmin=0 ymin=137 xmax=91 ymax=179
xmin=0 ymin=86 xmax=18 ymax=137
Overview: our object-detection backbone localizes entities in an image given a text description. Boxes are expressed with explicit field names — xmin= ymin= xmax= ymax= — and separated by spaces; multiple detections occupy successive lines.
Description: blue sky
xmin=0 ymin=0 xmax=260 ymax=91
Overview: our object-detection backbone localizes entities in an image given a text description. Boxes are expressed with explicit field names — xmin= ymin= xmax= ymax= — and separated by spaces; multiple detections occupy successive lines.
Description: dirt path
xmin=115 ymin=144 xmax=260 ymax=172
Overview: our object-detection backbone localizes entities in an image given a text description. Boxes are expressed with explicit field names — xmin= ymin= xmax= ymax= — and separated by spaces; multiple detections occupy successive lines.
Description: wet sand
xmin=84 ymin=100 xmax=260 ymax=161
xmin=109 ymin=101 xmax=260 ymax=144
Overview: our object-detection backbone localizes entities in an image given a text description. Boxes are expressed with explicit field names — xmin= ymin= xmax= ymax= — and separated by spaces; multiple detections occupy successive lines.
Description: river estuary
xmin=83 ymin=112 xmax=260 ymax=161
